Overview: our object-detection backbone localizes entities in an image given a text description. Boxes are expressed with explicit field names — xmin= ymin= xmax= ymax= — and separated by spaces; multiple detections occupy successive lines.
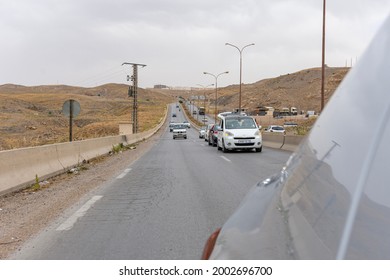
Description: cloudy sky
xmin=1 ymin=0 xmax=390 ymax=88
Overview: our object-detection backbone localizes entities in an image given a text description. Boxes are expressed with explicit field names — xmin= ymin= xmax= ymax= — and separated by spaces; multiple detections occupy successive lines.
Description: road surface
xmin=12 ymin=104 xmax=291 ymax=259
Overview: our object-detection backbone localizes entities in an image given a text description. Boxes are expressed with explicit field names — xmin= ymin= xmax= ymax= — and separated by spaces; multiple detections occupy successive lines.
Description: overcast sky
xmin=1 ymin=0 xmax=390 ymax=88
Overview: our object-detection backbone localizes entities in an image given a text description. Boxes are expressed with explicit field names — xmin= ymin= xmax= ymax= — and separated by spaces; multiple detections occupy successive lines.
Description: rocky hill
xmin=215 ymin=66 xmax=349 ymax=113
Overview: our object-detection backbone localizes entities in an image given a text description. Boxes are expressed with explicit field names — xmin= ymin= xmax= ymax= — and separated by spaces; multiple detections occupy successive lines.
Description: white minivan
xmin=217 ymin=113 xmax=262 ymax=153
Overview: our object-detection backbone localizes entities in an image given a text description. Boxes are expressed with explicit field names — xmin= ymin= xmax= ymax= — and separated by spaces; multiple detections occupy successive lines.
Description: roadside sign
xmin=62 ymin=99 xmax=80 ymax=117
xmin=62 ymin=99 xmax=81 ymax=142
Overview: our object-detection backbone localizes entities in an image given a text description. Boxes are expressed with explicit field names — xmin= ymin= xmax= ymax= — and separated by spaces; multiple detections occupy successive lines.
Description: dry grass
xmin=0 ymin=84 xmax=173 ymax=150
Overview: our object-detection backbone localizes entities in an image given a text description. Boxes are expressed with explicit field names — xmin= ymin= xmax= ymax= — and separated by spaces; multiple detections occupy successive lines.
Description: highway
xmin=12 ymin=104 xmax=291 ymax=259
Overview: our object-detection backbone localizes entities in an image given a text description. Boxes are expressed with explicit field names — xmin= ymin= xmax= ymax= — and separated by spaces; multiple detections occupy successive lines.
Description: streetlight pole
xmin=196 ymin=83 xmax=214 ymax=123
xmin=225 ymin=43 xmax=255 ymax=114
xmin=321 ymin=0 xmax=326 ymax=112
xmin=203 ymin=71 xmax=229 ymax=123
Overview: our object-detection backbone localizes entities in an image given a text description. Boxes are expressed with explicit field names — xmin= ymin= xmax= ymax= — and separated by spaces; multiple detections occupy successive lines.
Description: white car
xmin=217 ymin=114 xmax=262 ymax=153
xmin=169 ymin=122 xmax=179 ymax=132
xmin=172 ymin=124 xmax=187 ymax=140
xmin=204 ymin=124 xmax=214 ymax=142
xmin=199 ymin=126 xmax=206 ymax=138
xmin=183 ymin=121 xmax=190 ymax=128
xmin=266 ymin=125 xmax=285 ymax=133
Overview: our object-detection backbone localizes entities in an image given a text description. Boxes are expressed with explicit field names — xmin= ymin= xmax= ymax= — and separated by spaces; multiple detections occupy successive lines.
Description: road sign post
xmin=62 ymin=99 xmax=81 ymax=142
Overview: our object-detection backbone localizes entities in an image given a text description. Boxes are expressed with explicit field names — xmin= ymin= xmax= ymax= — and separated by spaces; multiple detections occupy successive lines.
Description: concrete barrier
xmin=280 ymin=134 xmax=304 ymax=152
xmin=0 ymin=106 xmax=168 ymax=196
xmin=262 ymin=133 xmax=304 ymax=152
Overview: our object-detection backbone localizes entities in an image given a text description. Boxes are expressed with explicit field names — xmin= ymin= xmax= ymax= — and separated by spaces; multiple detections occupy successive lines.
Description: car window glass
xmin=281 ymin=140 xmax=349 ymax=259
xmin=346 ymin=118 xmax=390 ymax=259
xmin=226 ymin=119 xmax=236 ymax=129
xmin=241 ymin=118 xmax=256 ymax=128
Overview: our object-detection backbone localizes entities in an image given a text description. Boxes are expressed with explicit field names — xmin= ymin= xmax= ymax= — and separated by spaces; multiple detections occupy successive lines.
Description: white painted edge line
xmin=220 ymin=156 xmax=231 ymax=162
xmin=116 ymin=168 xmax=132 ymax=179
xmin=56 ymin=195 xmax=103 ymax=231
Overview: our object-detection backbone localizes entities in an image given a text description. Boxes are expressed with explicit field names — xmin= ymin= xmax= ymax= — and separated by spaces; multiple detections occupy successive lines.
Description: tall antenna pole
xmin=321 ymin=0 xmax=326 ymax=112
xmin=122 ymin=62 xmax=146 ymax=133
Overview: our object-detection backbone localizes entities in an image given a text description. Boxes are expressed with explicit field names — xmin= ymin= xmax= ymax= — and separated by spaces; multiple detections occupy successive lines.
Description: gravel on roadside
xmin=0 ymin=125 xmax=166 ymax=259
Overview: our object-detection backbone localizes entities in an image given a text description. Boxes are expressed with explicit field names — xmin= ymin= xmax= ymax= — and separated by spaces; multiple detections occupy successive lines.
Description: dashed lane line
xmin=220 ymin=156 xmax=231 ymax=162
xmin=116 ymin=168 xmax=132 ymax=179
xmin=56 ymin=195 xmax=103 ymax=231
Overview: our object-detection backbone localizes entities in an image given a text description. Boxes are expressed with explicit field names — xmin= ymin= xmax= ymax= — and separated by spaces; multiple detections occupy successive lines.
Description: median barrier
xmin=280 ymin=134 xmax=304 ymax=152
xmin=262 ymin=133 xmax=285 ymax=149
xmin=262 ymin=133 xmax=304 ymax=152
xmin=0 ymin=106 xmax=168 ymax=196
xmin=0 ymin=135 xmax=131 ymax=196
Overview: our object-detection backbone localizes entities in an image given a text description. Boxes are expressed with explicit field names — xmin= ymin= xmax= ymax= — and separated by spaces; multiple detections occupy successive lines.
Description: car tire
xmin=222 ymin=140 xmax=228 ymax=153
xmin=208 ymin=136 xmax=212 ymax=146
xmin=217 ymin=142 xmax=222 ymax=150
xmin=255 ymin=146 xmax=262 ymax=153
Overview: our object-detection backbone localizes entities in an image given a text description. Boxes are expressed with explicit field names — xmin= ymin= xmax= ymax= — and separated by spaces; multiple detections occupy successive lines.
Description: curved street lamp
xmin=225 ymin=42 xmax=255 ymax=114
xmin=203 ymin=71 xmax=229 ymax=123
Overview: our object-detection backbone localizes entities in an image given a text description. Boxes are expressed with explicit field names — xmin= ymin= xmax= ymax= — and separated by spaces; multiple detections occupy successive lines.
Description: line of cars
xmin=199 ymin=112 xmax=263 ymax=153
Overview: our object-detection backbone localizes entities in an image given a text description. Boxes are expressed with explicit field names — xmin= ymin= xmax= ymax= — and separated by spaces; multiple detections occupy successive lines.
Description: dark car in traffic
xmin=207 ymin=124 xmax=220 ymax=147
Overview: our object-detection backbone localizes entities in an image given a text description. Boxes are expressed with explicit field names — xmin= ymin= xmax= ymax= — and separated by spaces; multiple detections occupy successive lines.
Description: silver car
xmin=203 ymin=15 xmax=390 ymax=259
xmin=172 ymin=124 xmax=187 ymax=140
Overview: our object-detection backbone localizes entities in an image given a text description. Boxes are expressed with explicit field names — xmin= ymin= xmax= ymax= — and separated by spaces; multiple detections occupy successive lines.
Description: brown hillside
xmin=215 ymin=66 xmax=349 ymax=113
xmin=0 ymin=84 xmax=173 ymax=150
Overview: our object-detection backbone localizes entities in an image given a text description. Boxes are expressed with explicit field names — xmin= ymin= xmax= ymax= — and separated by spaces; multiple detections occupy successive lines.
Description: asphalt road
xmin=12 ymin=104 xmax=291 ymax=259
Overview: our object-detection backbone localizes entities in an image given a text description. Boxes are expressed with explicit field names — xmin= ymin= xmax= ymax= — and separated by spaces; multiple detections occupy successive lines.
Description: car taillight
xmin=213 ymin=130 xmax=218 ymax=135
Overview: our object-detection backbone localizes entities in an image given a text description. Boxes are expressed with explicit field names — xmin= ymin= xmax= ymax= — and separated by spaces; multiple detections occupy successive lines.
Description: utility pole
xmin=321 ymin=0 xmax=326 ymax=112
xmin=122 ymin=62 xmax=146 ymax=133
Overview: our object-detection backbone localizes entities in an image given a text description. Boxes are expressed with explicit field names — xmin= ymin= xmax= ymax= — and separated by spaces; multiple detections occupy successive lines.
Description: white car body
xmin=172 ymin=124 xmax=187 ymax=139
xmin=205 ymin=124 xmax=214 ymax=142
xmin=266 ymin=125 xmax=285 ymax=133
xmin=199 ymin=127 xmax=206 ymax=138
xmin=217 ymin=114 xmax=262 ymax=153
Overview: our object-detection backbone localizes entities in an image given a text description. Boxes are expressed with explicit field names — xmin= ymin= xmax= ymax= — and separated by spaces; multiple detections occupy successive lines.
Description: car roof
xmin=223 ymin=115 xmax=253 ymax=120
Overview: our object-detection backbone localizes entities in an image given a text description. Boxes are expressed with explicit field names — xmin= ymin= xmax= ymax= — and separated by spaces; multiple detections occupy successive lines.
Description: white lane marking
xmin=56 ymin=195 xmax=103 ymax=231
xmin=116 ymin=168 xmax=132 ymax=179
xmin=220 ymin=156 xmax=231 ymax=162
